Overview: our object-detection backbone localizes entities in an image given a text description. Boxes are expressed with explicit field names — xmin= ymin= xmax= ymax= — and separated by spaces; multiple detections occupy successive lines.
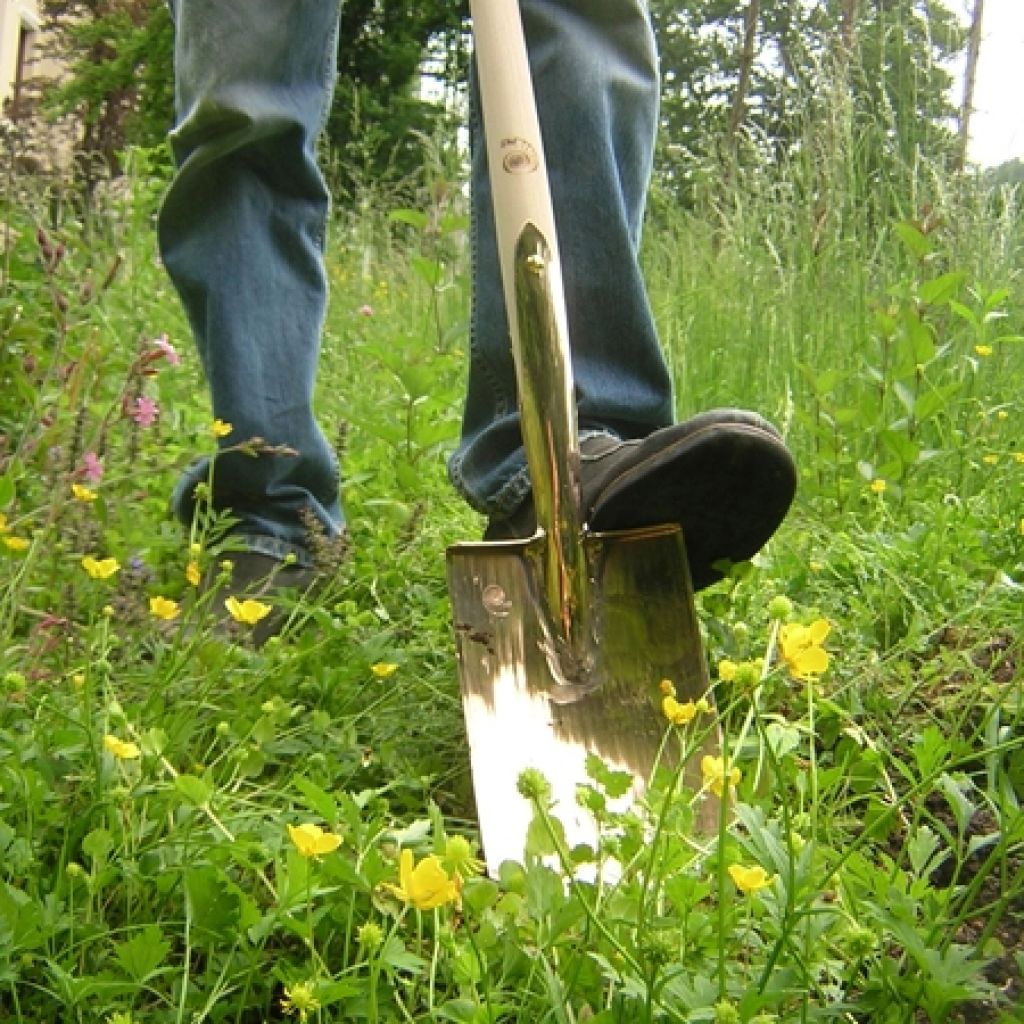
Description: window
xmin=9 ymin=21 xmax=36 ymax=119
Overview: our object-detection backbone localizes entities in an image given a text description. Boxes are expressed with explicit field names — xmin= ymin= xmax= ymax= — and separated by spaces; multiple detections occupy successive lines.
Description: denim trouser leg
xmin=158 ymin=0 xmax=343 ymax=564
xmin=159 ymin=0 xmax=670 ymax=545
xmin=449 ymin=0 xmax=673 ymax=519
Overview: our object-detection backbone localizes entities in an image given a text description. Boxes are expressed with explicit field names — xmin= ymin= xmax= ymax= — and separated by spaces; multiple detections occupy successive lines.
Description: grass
xmin=0 ymin=142 xmax=1022 ymax=1023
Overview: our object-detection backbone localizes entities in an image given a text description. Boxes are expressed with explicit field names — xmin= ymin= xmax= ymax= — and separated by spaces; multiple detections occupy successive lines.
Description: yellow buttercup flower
xmin=82 ymin=555 xmax=120 ymax=579
xmin=778 ymin=619 xmax=831 ymax=680
xmin=104 ymin=734 xmax=141 ymax=760
xmin=974 ymin=344 xmax=993 ymax=357
xmin=662 ymin=695 xmax=698 ymax=726
xmin=718 ymin=659 xmax=739 ymax=682
xmin=224 ymin=595 xmax=272 ymax=625
xmin=728 ymin=863 xmax=773 ymax=894
xmin=72 ymin=483 xmax=98 ymax=502
xmin=869 ymin=478 xmax=886 ymax=495
xmin=371 ymin=662 xmax=399 ymax=679
xmin=211 ymin=419 xmax=233 ymax=439
xmin=149 ymin=596 xmax=181 ymax=621
xmin=287 ymin=823 xmax=342 ymax=859
xmin=982 ymin=454 xmax=999 ymax=466
xmin=185 ymin=560 xmax=201 ymax=587
xmin=3 ymin=535 xmax=30 ymax=552
xmin=659 ymin=678 xmax=676 ymax=696
xmin=701 ymin=754 xmax=741 ymax=797
xmin=385 ymin=848 xmax=459 ymax=910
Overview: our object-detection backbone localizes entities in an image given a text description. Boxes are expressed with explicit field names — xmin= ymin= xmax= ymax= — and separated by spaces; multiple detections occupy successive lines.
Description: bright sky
xmin=951 ymin=0 xmax=1024 ymax=167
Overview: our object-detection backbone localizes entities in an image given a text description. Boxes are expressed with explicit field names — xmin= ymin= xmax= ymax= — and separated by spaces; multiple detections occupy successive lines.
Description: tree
xmin=32 ymin=0 xmax=468 ymax=200
xmin=956 ymin=0 xmax=985 ymax=172
xmin=727 ymin=0 xmax=762 ymax=142
xmin=37 ymin=0 xmax=173 ymax=184
xmin=650 ymin=0 xmax=967 ymax=201
xmin=327 ymin=0 xmax=469 ymax=202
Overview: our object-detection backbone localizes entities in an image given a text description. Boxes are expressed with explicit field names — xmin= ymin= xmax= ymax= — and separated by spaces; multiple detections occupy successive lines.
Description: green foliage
xmin=328 ymin=0 xmax=469 ymax=203
xmin=34 ymin=0 xmax=468 ymax=201
xmin=650 ymin=0 xmax=964 ymax=204
xmin=2 ymin=127 xmax=1023 ymax=1023
xmin=37 ymin=0 xmax=173 ymax=178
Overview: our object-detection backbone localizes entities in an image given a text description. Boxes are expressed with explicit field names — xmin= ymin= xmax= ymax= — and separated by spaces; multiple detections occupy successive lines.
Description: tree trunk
xmin=956 ymin=0 xmax=985 ymax=171
xmin=727 ymin=0 xmax=761 ymax=141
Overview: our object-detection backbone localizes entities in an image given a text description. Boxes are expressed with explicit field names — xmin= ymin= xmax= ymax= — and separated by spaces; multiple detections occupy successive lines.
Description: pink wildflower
xmin=81 ymin=452 xmax=104 ymax=482
xmin=152 ymin=333 xmax=181 ymax=366
xmin=131 ymin=396 xmax=159 ymax=427
xmin=358 ymin=304 xmax=374 ymax=317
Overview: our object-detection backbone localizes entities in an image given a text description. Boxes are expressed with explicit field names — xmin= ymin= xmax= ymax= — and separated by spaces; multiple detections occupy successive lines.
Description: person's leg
xmin=451 ymin=0 xmax=670 ymax=518
xmin=158 ymin=0 xmax=343 ymax=566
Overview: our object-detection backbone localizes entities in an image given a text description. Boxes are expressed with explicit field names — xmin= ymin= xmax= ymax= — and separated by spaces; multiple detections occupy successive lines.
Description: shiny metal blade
xmin=448 ymin=524 xmax=719 ymax=877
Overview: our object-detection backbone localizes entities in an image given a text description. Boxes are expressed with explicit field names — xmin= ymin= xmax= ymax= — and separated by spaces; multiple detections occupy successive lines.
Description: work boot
xmin=484 ymin=409 xmax=796 ymax=591
xmin=203 ymin=551 xmax=319 ymax=646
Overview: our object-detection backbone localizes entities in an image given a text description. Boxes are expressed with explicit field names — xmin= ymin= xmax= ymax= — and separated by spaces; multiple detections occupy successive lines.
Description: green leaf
xmin=917 ymin=271 xmax=964 ymax=307
xmin=981 ymin=286 xmax=1010 ymax=312
xmin=893 ymin=220 xmax=933 ymax=259
xmin=0 ymin=473 xmax=14 ymax=507
xmin=902 ymin=308 xmax=936 ymax=364
xmin=389 ymin=817 xmax=432 ymax=847
xmin=913 ymin=382 xmax=960 ymax=422
xmin=949 ymin=300 xmax=978 ymax=325
xmin=584 ymin=752 xmax=633 ymax=799
xmin=0 ymin=882 xmax=45 ymax=952
xmin=525 ymin=812 xmax=562 ymax=859
xmin=82 ymin=828 xmax=114 ymax=868
xmin=874 ymin=307 xmax=899 ymax=338
xmin=114 ymin=924 xmax=170 ymax=982
xmin=433 ymin=999 xmax=482 ymax=1023
xmin=395 ymin=363 xmax=434 ymax=400
xmin=906 ymin=824 xmax=947 ymax=878
xmin=411 ymin=255 xmax=443 ymax=288
xmin=439 ymin=213 xmax=470 ymax=235
xmin=911 ymin=725 xmax=950 ymax=778
xmin=880 ymin=429 xmax=920 ymax=467
xmin=765 ymin=722 xmax=802 ymax=761
xmin=462 ymin=877 xmax=499 ymax=915
xmin=388 ymin=208 xmax=429 ymax=231
xmin=380 ymin=934 xmax=426 ymax=974
xmin=893 ymin=381 xmax=916 ymax=416
xmin=141 ymin=728 xmax=167 ymax=757
xmin=292 ymin=776 xmax=339 ymax=824
xmin=184 ymin=866 xmax=242 ymax=945
xmin=174 ymin=773 xmax=213 ymax=806
xmin=936 ymin=773 xmax=976 ymax=835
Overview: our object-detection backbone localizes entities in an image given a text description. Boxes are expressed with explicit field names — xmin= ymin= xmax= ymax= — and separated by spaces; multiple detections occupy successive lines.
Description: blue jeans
xmin=159 ymin=0 xmax=672 ymax=563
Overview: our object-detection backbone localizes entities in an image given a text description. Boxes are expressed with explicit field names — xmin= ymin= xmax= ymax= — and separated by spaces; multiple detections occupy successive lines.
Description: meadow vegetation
xmin=1 ymin=132 xmax=1022 ymax=1022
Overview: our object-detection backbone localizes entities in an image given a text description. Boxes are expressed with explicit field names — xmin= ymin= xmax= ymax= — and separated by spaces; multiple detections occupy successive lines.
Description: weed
xmin=1 ymin=144 xmax=1021 ymax=1023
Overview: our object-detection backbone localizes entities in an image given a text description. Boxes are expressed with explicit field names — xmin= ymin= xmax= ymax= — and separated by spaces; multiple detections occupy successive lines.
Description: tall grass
xmin=0 ymin=126 xmax=1021 ymax=1022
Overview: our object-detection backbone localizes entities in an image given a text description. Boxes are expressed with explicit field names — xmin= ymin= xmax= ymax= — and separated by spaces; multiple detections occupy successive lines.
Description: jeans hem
xmin=448 ymin=428 xmax=621 ymax=520
xmin=234 ymin=533 xmax=315 ymax=568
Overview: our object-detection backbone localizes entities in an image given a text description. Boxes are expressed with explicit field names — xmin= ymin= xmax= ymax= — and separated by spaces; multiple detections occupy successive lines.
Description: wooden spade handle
xmin=470 ymin=0 xmax=589 ymax=645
